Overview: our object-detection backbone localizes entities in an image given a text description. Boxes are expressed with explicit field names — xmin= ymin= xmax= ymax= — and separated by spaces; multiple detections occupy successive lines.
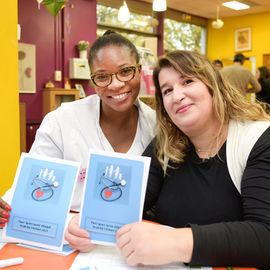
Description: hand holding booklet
xmin=3 ymin=153 xmax=80 ymax=251
xmin=79 ymin=149 xmax=151 ymax=245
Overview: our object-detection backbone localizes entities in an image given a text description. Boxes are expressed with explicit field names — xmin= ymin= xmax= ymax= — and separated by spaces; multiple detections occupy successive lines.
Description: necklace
xmin=196 ymin=148 xmax=213 ymax=159
xmin=194 ymin=125 xmax=228 ymax=160
xmin=195 ymin=137 xmax=217 ymax=159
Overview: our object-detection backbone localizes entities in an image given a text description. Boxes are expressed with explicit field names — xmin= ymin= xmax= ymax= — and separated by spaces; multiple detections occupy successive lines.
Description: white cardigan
xmin=226 ymin=120 xmax=270 ymax=193
xmin=163 ymin=120 xmax=270 ymax=193
xmin=3 ymin=95 xmax=156 ymax=211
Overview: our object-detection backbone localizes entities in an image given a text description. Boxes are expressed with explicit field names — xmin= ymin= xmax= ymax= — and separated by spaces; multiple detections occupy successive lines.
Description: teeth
xmin=111 ymin=93 xmax=127 ymax=99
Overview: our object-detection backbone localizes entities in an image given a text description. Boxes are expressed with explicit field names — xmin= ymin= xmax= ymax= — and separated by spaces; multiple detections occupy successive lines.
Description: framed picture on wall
xmin=18 ymin=42 xmax=36 ymax=93
xmin=235 ymin=27 xmax=251 ymax=52
xmin=75 ymin=84 xmax=86 ymax=98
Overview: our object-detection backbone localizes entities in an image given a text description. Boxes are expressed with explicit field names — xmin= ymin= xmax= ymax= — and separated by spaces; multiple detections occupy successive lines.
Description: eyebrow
xmin=94 ymin=63 xmax=132 ymax=74
xmin=160 ymin=82 xmax=170 ymax=91
xmin=160 ymin=74 xmax=186 ymax=91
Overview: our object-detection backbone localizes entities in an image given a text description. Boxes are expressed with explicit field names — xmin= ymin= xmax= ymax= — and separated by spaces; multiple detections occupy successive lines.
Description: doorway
xmin=263 ymin=54 xmax=270 ymax=70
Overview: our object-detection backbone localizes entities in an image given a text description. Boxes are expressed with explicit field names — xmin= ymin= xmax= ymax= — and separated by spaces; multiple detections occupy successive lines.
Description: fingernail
xmin=0 ymin=223 xmax=5 ymax=228
xmin=3 ymin=212 xmax=10 ymax=218
xmin=1 ymin=218 xmax=8 ymax=223
xmin=5 ymin=205 xmax=11 ymax=211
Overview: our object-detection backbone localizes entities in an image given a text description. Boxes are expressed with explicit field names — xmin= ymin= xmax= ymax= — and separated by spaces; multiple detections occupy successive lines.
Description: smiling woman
xmin=62 ymin=30 xmax=156 ymax=252
xmin=1 ymin=31 xmax=156 ymax=240
xmin=115 ymin=50 xmax=270 ymax=269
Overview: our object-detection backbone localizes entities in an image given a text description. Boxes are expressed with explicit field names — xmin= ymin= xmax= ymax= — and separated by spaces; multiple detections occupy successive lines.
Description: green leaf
xmin=43 ymin=0 xmax=67 ymax=18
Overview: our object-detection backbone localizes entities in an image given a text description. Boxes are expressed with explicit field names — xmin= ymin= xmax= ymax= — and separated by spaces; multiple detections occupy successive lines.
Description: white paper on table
xmin=16 ymin=243 xmax=75 ymax=256
xmin=70 ymin=245 xmax=213 ymax=270
xmin=0 ymin=229 xmax=20 ymax=249
xmin=0 ymin=243 xmax=6 ymax=250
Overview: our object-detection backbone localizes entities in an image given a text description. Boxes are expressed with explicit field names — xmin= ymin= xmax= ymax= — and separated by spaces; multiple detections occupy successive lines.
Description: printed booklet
xmin=79 ymin=149 xmax=151 ymax=245
xmin=3 ymin=153 xmax=80 ymax=251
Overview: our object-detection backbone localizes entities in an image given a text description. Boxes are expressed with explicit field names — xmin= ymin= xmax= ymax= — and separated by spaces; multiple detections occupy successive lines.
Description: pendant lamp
xmin=37 ymin=0 xmax=43 ymax=9
xmin=212 ymin=6 xmax=224 ymax=29
xmin=152 ymin=0 xmax=167 ymax=12
xmin=118 ymin=1 xmax=130 ymax=22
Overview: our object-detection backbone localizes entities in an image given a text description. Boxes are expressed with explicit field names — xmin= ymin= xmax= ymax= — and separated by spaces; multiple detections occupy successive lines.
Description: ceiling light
xmin=37 ymin=0 xmax=43 ymax=9
xmin=212 ymin=6 xmax=224 ymax=29
xmin=153 ymin=0 xmax=167 ymax=12
xmin=222 ymin=1 xmax=250 ymax=10
xmin=118 ymin=1 xmax=130 ymax=23
xmin=212 ymin=19 xmax=224 ymax=29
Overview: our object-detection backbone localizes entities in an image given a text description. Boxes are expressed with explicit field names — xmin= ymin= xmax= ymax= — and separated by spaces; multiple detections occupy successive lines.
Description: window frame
xmin=97 ymin=0 xmax=159 ymax=37
xmin=163 ymin=9 xmax=207 ymax=54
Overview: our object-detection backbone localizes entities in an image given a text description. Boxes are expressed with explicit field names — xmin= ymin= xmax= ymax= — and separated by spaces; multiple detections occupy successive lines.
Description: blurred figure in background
xmin=256 ymin=66 xmax=270 ymax=105
xmin=221 ymin=53 xmax=261 ymax=97
xmin=212 ymin=59 xmax=223 ymax=70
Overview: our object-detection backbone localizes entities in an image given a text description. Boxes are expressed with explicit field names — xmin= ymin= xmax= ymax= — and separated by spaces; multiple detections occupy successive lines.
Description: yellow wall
xmin=207 ymin=11 xmax=270 ymax=69
xmin=0 ymin=2 xmax=20 ymax=195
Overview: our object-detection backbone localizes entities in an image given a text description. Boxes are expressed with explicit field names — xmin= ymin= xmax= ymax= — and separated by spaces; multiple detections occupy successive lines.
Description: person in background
xmin=212 ymin=59 xmax=223 ymax=70
xmin=221 ymin=53 xmax=261 ymax=96
xmin=256 ymin=66 xmax=270 ymax=105
xmin=0 ymin=31 xmax=156 ymax=236
xmin=116 ymin=50 xmax=270 ymax=269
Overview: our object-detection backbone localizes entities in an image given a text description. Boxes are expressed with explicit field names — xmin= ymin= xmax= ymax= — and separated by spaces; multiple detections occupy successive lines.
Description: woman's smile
xmin=110 ymin=91 xmax=131 ymax=100
xmin=176 ymin=104 xmax=192 ymax=114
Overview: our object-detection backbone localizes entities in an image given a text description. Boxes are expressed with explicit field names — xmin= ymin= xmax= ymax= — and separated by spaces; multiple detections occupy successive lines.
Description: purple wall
xmin=62 ymin=0 xmax=97 ymax=96
xmin=18 ymin=0 xmax=97 ymax=123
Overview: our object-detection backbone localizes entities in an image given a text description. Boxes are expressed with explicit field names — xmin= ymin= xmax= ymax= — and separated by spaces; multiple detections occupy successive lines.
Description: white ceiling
xmin=143 ymin=0 xmax=270 ymax=19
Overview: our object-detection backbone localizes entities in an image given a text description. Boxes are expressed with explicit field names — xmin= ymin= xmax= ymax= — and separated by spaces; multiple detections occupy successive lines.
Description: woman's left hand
xmin=64 ymin=214 xmax=95 ymax=252
xmin=116 ymin=222 xmax=193 ymax=266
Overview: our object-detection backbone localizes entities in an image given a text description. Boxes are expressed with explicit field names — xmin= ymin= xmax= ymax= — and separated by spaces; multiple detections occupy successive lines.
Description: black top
xmin=257 ymin=78 xmax=270 ymax=104
xmin=142 ymin=127 xmax=270 ymax=269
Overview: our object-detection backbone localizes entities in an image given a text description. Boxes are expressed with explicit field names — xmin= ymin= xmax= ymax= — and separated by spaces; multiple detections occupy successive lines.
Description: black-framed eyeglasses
xmin=91 ymin=64 xmax=141 ymax=87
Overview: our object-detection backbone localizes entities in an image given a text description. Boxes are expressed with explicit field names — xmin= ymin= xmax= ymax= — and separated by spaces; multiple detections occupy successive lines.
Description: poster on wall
xmin=18 ymin=42 xmax=36 ymax=93
xmin=137 ymin=46 xmax=156 ymax=96
xmin=235 ymin=27 xmax=251 ymax=52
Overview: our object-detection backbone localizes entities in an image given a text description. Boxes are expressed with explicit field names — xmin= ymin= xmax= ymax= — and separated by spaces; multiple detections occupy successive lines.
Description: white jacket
xmin=163 ymin=119 xmax=270 ymax=193
xmin=4 ymin=95 xmax=156 ymax=211
xmin=226 ymin=119 xmax=270 ymax=193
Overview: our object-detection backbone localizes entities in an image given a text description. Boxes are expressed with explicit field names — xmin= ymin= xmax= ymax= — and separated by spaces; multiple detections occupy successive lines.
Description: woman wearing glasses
xmin=0 ymin=31 xmax=155 ymax=241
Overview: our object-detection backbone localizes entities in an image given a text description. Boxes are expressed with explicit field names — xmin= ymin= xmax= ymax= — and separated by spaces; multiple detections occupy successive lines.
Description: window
xmin=96 ymin=2 xmax=158 ymax=95
xmin=97 ymin=28 xmax=147 ymax=47
xmin=97 ymin=5 xmax=156 ymax=34
xmin=97 ymin=4 xmax=158 ymax=48
xmin=164 ymin=18 xmax=206 ymax=54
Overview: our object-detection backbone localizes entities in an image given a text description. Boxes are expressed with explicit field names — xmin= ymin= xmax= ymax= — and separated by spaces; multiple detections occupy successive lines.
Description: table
xmin=0 ymin=243 xmax=78 ymax=269
xmin=0 ymin=243 xmax=257 ymax=270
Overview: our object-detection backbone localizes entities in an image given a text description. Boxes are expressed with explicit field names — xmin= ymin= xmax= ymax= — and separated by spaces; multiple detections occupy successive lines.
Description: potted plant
xmin=77 ymin=40 xmax=90 ymax=59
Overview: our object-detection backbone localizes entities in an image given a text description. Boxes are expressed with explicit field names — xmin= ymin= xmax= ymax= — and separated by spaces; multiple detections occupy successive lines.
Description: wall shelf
xmin=43 ymin=88 xmax=80 ymax=117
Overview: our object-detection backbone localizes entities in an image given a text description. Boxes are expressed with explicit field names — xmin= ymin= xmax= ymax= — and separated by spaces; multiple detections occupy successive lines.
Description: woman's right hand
xmin=64 ymin=214 xmax=95 ymax=252
xmin=0 ymin=197 xmax=11 ymax=228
